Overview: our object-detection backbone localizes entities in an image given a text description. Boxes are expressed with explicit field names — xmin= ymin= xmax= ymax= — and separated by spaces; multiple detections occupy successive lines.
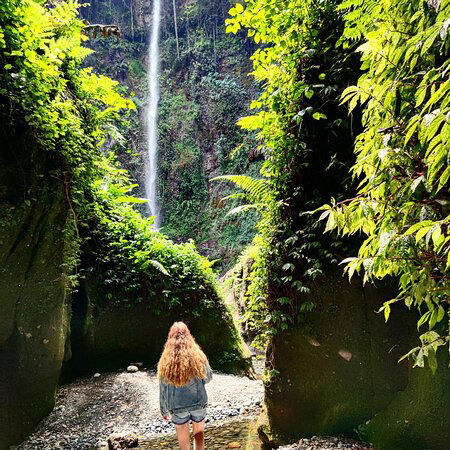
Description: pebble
xmin=127 ymin=365 xmax=139 ymax=373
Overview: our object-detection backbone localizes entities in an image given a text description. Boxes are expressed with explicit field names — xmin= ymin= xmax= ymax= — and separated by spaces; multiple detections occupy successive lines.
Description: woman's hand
xmin=163 ymin=415 xmax=170 ymax=420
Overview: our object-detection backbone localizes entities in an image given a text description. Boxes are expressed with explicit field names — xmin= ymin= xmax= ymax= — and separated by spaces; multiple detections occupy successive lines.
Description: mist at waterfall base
xmin=145 ymin=0 xmax=161 ymax=228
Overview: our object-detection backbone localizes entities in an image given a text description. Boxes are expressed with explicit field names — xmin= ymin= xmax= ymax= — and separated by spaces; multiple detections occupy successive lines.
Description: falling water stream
xmin=146 ymin=0 xmax=161 ymax=227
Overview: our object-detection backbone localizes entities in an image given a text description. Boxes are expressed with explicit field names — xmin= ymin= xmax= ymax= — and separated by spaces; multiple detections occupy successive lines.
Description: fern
xmin=211 ymin=174 xmax=272 ymax=218
xmin=142 ymin=259 xmax=170 ymax=276
xmin=211 ymin=175 xmax=270 ymax=202
xmin=226 ymin=204 xmax=260 ymax=217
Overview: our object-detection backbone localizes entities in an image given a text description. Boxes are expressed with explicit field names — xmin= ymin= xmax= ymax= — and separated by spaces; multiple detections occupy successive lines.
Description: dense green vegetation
xmin=0 ymin=0 xmax=235 ymax=311
xmin=79 ymin=0 xmax=262 ymax=270
xmin=1 ymin=0 xmax=449 ymax=448
xmin=320 ymin=0 xmax=450 ymax=370
xmin=2 ymin=0 xmax=447 ymax=368
xmin=222 ymin=0 xmax=449 ymax=368
xmin=222 ymin=0 xmax=361 ymax=348
xmin=156 ymin=0 xmax=262 ymax=268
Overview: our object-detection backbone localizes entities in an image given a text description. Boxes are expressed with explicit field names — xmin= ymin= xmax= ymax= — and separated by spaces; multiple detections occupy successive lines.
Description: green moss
xmin=260 ymin=271 xmax=415 ymax=445
xmin=0 ymin=128 xmax=73 ymax=449
xmin=363 ymin=350 xmax=450 ymax=450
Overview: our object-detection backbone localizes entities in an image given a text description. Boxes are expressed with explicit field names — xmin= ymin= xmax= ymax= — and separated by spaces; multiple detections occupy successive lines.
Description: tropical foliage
xmin=315 ymin=0 xmax=450 ymax=370
xmin=0 ymin=0 xmax=226 ymax=309
xmin=223 ymin=0 xmax=360 ymax=346
xmin=224 ymin=0 xmax=449 ymax=368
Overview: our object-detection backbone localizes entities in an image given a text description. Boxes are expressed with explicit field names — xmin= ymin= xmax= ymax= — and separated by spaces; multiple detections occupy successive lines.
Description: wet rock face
xmin=363 ymin=348 xmax=450 ymax=450
xmin=0 ymin=127 xmax=72 ymax=449
xmin=259 ymin=271 xmax=450 ymax=448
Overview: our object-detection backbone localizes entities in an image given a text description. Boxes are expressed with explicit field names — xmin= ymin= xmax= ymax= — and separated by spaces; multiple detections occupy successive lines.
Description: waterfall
xmin=146 ymin=0 xmax=161 ymax=227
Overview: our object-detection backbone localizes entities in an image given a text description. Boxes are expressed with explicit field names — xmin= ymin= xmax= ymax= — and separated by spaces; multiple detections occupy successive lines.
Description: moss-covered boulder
xmin=58 ymin=181 xmax=252 ymax=378
xmin=362 ymin=350 xmax=450 ymax=450
xmin=0 ymin=127 xmax=73 ymax=449
xmin=259 ymin=271 xmax=450 ymax=449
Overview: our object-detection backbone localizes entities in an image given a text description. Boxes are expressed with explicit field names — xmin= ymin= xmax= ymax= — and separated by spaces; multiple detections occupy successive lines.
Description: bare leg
xmin=175 ymin=423 xmax=191 ymax=450
xmin=192 ymin=420 xmax=205 ymax=450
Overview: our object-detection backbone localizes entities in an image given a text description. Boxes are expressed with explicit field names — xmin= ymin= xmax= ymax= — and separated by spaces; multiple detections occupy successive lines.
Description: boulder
xmin=63 ymin=275 xmax=251 ymax=377
xmin=259 ymin=271 xmax=450 ymax=449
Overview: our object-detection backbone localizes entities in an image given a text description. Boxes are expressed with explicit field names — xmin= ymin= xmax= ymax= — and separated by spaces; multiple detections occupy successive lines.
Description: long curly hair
xmin=157 ymin=322 xmax=208 ymax=386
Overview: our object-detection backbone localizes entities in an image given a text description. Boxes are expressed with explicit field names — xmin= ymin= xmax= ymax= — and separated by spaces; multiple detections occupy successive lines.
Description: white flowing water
xmin=145 ymin=0 xmax=161 ymax=227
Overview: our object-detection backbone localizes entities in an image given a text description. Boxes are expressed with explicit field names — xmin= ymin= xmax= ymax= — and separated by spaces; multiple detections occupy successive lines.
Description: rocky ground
xmin=278 ymin=436 xmax=374 ymax=450
xmin=16 ymin=368 xmax=263 ymax=450
xmin=16 ymin=359 xmax=374 ymax=450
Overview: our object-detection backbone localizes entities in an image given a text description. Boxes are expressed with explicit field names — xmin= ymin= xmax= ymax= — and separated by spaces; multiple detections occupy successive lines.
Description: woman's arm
xmin=204 ymin=361 xmax=213 ymax=384
xmin=159 ymin=381 xmax=170 ymax=416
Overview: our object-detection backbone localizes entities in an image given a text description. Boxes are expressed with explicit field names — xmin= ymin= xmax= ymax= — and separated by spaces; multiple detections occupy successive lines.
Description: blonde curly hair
xmin=157 ymin=322 xmax=208 ymax=386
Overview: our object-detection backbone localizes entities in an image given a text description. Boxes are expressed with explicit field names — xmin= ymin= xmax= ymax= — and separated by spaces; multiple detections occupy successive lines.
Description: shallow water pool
xmin=135 ymin=418 xmax=262 ymax=450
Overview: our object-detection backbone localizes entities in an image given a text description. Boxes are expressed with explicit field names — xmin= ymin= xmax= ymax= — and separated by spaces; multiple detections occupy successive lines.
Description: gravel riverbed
xmin=278 ymin=436 xmax=374 ymax=450
xmin=16 ymin=364 xmax=374 ymax=450
xmin=16 ymin=369 xmax=263 ymax=450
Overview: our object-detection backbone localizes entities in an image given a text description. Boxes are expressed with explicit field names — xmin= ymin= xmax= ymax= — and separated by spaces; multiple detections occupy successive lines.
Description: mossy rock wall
xmin=64 ymin=274 xmax=251 ymax=377
xmin=260 ymin=271 xmax=449 ymax=449
xmin=0 ymin=128 xmax=72 ymax=449
xmin=363 ymin=344 xmax=450 ymax=450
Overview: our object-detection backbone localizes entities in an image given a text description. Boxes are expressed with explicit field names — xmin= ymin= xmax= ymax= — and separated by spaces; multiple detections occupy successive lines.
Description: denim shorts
xmin=171 ymin=408 xmax=207 ymax=425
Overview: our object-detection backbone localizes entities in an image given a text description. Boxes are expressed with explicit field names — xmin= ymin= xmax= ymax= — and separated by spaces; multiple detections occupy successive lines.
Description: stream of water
xmin=113 ymin=418 xmax=263 ymax=450
xmin=145 ymin=0 xmax=161 ymax=227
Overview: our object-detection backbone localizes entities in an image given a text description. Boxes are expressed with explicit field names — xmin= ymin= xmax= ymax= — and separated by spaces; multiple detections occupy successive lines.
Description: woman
xmin=158 ymin=322 xmax=212 ymax=450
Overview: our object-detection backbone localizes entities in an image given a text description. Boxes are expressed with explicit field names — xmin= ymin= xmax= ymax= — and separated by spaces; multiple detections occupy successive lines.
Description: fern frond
xmin=220 ymin=193 xmax=246 ymax=202
xmin=226 ymin=204 xmax=261 ymax=217
xmin=211 ymin=175 xmax=270 ymax=201
xmin=146 ymin=259 xmax=170 ymax=276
